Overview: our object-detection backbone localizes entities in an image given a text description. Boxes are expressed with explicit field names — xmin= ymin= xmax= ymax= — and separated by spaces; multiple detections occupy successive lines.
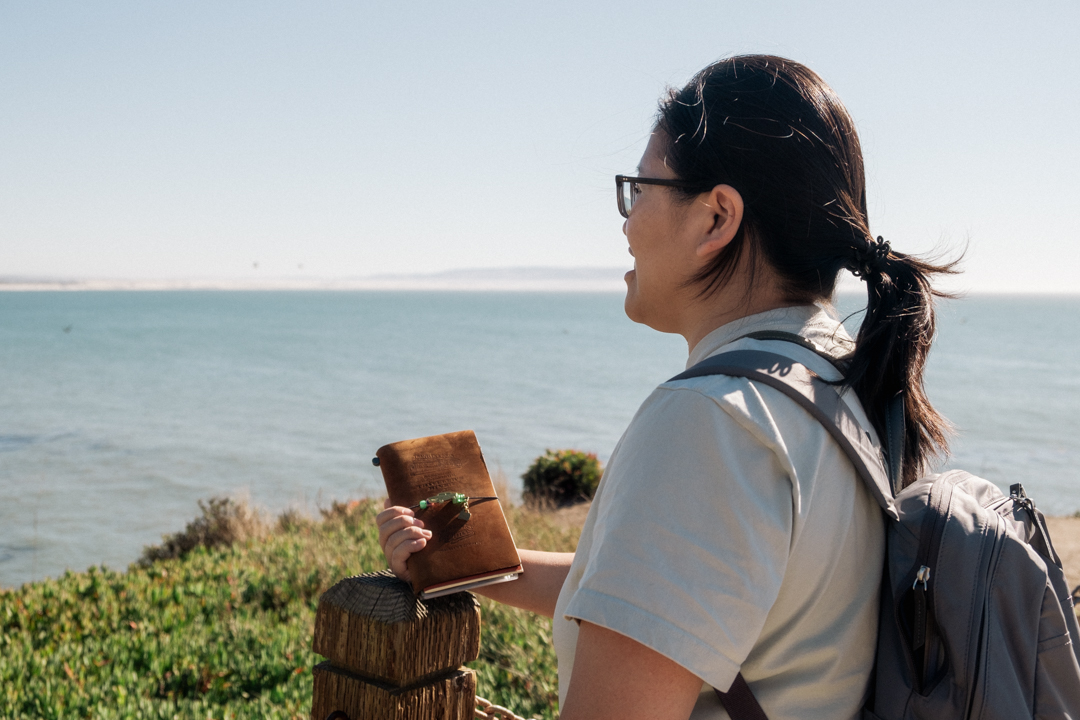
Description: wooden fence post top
xmin=318 ymin=570 xmax=479 ymax=625
xmin=312 ymin=570 xmax=481 ymax=689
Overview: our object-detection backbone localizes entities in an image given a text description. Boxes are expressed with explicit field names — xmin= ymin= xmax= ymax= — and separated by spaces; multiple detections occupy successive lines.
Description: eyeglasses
xmin=615 ymin=174 xmax=704 ymax=218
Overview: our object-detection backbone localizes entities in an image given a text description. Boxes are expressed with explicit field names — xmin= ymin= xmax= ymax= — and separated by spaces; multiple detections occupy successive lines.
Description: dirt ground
xmin=1045 ymin=516 xmax=1080 ymax=591
xmin=548 ymin=502 xmax=591 ymax=531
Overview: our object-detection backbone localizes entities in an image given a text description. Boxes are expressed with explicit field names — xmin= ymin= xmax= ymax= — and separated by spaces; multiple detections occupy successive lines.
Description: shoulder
xmin=673 ymin=313 xmax=879 ymax=447
xmin=640 ymin=359 xmax=828 ymax=455
xmin=563 ymin=377 xmax=814 ymax=693
xmin=614 ymin=338 xmax=874 ymax=517
xmin=601 ymin=375 xmax=810 ymax=522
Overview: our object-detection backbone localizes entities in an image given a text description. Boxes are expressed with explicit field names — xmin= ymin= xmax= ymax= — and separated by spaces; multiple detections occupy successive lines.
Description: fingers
xmin=376 ymin=506 xmax=426 ymax=547
xmin=376 ymin=505 xmax=432 ymax=582
xmin=384 ymin=525 xmax=431 ymax=581
xmin=376 ymin=504 xmax=414 ymax=529
xmin=386 ymin=532 xmax=429 ymax=581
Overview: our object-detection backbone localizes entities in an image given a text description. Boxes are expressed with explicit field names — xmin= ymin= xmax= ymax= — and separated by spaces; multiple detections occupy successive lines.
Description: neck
xmin=679 ymin=268 xmax=798 ymax=354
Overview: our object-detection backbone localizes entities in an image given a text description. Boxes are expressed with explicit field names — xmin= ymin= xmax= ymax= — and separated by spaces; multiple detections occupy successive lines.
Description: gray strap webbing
xmin=669 ymin=349 xmax=898 ymax=519
xmin=739 ymin=331 xmax=903 ymax=494
xmin=714 ymin=675 xmax=769 ymax=720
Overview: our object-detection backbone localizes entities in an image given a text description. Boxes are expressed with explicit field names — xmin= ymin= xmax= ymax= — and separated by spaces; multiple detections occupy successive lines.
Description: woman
xmin=377 ymin=55 xmax=954 ymax=720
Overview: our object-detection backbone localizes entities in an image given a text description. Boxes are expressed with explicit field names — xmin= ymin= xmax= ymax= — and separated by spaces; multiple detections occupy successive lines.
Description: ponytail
xmin=844 ymin=239 xmax=960 ymax=486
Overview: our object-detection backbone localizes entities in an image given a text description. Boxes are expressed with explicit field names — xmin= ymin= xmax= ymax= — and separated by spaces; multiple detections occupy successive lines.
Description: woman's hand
xmin=375 ymin=501 xmax=575 ymax=618
xmin=376 ymin=500 xmax=432 ymax=583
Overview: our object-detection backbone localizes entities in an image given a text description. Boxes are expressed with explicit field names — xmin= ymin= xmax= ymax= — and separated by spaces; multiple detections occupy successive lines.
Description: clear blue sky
xmin=2 ymin=1 xmax=1077 ymax=292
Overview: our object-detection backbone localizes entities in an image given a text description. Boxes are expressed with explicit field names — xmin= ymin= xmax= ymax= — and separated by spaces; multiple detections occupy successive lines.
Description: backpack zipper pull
xmin=1010 ymin=483 xmax=1034 ymax=511
xmin=912 ymin=565 xmax=931 ymax=651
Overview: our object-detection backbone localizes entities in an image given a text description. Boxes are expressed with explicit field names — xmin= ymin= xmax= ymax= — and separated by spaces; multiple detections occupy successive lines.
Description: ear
xmin=694 ymin=184 xmax=744 ymax=259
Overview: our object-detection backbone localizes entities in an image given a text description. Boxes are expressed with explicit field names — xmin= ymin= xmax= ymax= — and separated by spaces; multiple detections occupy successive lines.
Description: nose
xmin=622 ymin=219 xmax=628 ymax=236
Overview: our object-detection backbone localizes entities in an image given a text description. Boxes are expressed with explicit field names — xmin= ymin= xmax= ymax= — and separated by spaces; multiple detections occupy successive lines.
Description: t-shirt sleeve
xmin=562 ymin=380 xmax=796 ymax=691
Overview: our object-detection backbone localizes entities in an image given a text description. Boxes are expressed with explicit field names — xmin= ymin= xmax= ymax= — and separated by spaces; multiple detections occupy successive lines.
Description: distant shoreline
xmin=3 ymin=283 xmax=1076 ymax=297
xmin=0 ymin=267 xmax=629 ymax=293
xmin=0 ymin=281 xmax=629 ymax=292
xmin=3 ymin=270 xmax=1074 ymax=295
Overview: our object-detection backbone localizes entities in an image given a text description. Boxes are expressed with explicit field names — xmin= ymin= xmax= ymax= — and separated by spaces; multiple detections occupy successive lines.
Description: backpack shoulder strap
xmin=738 ymin=330 xmax=904 ymax=493
xmin=669 ymin=349 xmax=897 ymax=519
xmin=714 ymin=675 xmax=770 ymax=720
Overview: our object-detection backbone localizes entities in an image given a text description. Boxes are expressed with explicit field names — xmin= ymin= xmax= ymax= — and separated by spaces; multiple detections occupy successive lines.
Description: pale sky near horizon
xmin=2 ymin=1 xmax=1078 ymax=293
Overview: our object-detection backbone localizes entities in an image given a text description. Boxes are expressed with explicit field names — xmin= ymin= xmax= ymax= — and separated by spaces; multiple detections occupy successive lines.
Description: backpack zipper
xmin=915 ymin=475 xmax=956 ymax=593
xmin=908 ymin=474 xmax=957 ymax=692
xmin=911 ymin=565 xmax=931 ymax=652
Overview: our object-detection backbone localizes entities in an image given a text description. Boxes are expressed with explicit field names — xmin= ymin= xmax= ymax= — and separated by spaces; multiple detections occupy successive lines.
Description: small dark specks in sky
xmin=252 ymin=262 xmax=259 ymax=269
xmin=63 ymin=325 xmax=72 ymax=333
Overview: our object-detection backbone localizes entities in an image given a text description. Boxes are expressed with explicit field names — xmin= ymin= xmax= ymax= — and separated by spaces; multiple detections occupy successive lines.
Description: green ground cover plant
xmin=0 ymin=497 xmax=579 ymax=720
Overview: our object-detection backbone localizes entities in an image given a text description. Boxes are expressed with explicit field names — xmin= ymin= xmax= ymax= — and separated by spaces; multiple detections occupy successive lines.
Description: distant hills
xmin=0 ymin=267 xmax=629 ymax=292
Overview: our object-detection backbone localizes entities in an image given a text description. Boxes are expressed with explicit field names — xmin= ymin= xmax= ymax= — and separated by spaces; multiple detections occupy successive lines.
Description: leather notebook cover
xmin=376 ymin=430 xmax=522 ymax=596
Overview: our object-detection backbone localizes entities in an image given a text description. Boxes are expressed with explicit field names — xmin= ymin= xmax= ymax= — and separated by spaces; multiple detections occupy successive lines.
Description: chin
xmin=623 ymin=289 xmax=655 ymax=328
xmin=623 ymin=277 xmax=644 ymax=324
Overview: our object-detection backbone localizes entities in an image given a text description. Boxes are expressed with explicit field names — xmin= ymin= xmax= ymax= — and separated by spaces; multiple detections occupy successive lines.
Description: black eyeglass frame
xmin=615 ymin=175 xmax=707 ymax=218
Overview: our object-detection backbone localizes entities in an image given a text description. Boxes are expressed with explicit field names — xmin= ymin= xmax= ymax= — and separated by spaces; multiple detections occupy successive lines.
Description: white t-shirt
xmin=552 ymin=305 xmax=885 ymax=720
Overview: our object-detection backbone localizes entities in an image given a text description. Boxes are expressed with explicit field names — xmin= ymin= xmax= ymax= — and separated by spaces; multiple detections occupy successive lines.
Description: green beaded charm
xmin=411 ymin=491 xmax=486 ymax=523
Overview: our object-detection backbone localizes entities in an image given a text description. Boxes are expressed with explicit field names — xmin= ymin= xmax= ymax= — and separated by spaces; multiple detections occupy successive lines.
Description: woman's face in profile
xmin=622 ymin=133 xmax=704 ymax=333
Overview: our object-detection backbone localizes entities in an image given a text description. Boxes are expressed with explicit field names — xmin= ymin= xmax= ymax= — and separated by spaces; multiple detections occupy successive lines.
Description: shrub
xmin=521 ymin=449 xmax=602 ymax=508
xmin=139 ymin=496 xmax=268 ymax=566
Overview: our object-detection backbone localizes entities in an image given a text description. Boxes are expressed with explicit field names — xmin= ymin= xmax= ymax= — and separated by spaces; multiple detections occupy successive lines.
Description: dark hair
xmin=656 ymin=55 xmax=958 ymax=485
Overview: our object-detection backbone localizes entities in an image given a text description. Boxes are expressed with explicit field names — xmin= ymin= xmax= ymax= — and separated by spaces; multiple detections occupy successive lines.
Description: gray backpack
xmin=669 ymin=344 xmax=1080 ymax=720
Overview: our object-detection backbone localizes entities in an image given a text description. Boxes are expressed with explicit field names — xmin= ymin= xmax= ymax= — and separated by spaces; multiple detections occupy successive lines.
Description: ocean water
xmin=1 ymin=291 xmax=1078 ymax=589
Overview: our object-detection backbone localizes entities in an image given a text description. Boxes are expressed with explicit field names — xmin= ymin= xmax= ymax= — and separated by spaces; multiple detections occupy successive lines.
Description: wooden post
xmin=310 ymin=570 xmax=481 ymax=720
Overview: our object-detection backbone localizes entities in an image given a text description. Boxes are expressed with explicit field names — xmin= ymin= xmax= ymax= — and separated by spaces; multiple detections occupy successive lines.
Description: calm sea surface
xmin=1 ymin=291 xmax=1078 ymax=588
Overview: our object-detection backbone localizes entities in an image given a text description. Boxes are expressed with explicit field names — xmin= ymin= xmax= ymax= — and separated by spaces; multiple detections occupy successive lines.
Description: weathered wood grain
xmin=311 ymin=662 xmax=476 ymax=720
xmin=310 ymin=570 xmax=482 ymax=719
xmin=312 ymin=570 xmax=481 ymax=686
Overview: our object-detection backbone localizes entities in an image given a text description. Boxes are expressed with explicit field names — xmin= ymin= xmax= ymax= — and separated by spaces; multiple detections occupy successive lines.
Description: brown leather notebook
xmin=376 ymin=430 xmax=522 ymax=598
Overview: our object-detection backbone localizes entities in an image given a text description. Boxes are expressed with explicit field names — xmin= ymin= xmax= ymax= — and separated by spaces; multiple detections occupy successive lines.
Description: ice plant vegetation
xmin=0 ymin=495 xmax=579 ymax=719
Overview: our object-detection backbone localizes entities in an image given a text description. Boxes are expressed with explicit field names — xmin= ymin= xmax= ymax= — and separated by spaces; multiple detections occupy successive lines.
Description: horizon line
xmin=0 ymin=266 xmax=629 ymax=293
xmin=0 ymin=267 xmax=1074 ymax=296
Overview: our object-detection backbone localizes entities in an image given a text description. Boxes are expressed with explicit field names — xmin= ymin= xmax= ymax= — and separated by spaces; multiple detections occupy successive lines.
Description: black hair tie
xmin=848 ymin=236 xmax=891 ymax=279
